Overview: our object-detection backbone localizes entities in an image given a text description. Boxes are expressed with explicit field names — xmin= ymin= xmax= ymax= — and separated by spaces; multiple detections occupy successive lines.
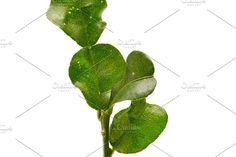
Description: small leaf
xmin=111 ymin=77 xmax=156 ymax=103
xmin=69 ymin=44 xmax=126 ymax=110
xmin=110 ymin=99 xmax=168 ymax=153
xmin=47 ymin=0 xmax=107 ymax=47
xmin=111 ymin=51 xmax=156 ymax=104
xmin=126 ymin=51 xmax=154 ymax=81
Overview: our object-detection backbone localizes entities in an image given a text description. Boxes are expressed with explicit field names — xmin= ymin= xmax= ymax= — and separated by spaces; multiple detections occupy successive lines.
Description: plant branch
xmin=100 ymin=109 xmax=113 ymax=157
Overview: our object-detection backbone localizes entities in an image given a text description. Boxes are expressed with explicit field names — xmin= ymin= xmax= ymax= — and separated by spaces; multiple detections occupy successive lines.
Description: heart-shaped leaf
xmin=47 ymin=0 xmax=107 ymax=47
xmin=110 ymin=99 xmax=168 ymax=153
xmin=69 ymin=44 xmax=126 ymax=110
xmin=111 ymin=51 xmax=156 ymax=104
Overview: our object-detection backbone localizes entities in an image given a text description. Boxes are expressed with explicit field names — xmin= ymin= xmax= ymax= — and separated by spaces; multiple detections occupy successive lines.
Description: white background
xmin=0 ymin=0 xmax=236 ymax=157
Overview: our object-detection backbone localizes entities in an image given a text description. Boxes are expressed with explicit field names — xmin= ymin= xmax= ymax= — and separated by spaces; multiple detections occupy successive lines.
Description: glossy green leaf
xmin=110 ymin=99 xmax=168 ymax=153
xmin=111 ymin=51 xmax=156 ymax=104
xmin=125 ymin=51 xmax=154 ymax=81
xmin=69 ymin=44 xmax=126 ymax=110
xmin=47 ymin=0 xmax=107 ymax=47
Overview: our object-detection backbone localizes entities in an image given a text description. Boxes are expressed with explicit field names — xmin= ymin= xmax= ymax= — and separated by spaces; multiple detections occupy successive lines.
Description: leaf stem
xmin=100 ymin=109 xmax=113 ymax=157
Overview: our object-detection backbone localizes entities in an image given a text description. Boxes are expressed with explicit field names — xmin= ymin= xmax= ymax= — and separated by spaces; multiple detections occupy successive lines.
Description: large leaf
xmin=110 ymin=99 xmax=168 ymax=153
xmin=111 ymin=51 xmax=156 ymax=104
xmin=47 ymin=0 xmax=107 ymax=47
xmin=69 ymin=44 xmax=126 ymax=110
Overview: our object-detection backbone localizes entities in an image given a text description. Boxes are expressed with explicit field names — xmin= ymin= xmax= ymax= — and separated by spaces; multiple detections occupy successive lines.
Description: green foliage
xmin=110 ymin=99 xmax=168 ymax=153
xmin=47 ymin=0 xmax=168 ymax=157
xmin=47 ymin=0 xmax=107 ymax=47
xmin=111 ymin=51 xmax=156 ymax=104
xmin=69 ymin=44 xmax=126 ymax=110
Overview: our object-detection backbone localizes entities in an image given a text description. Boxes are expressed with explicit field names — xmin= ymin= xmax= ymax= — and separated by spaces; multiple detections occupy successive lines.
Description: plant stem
xmin=101 ymin=110 xmax=113 ymax=157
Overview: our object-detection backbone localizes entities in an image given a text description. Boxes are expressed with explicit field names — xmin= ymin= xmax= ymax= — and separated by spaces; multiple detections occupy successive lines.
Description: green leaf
xmin=125 ymin=51 xmax=154 ymax=81
xmin=47 ymin=0 xmax=107 ymax=47
xmin=110 ymin=99 xmax=168 ymax=153
xmin=111 ymin=51 xmax=156 ymax=104
xmin=69 ymin=44 xmax=126 ymax=110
